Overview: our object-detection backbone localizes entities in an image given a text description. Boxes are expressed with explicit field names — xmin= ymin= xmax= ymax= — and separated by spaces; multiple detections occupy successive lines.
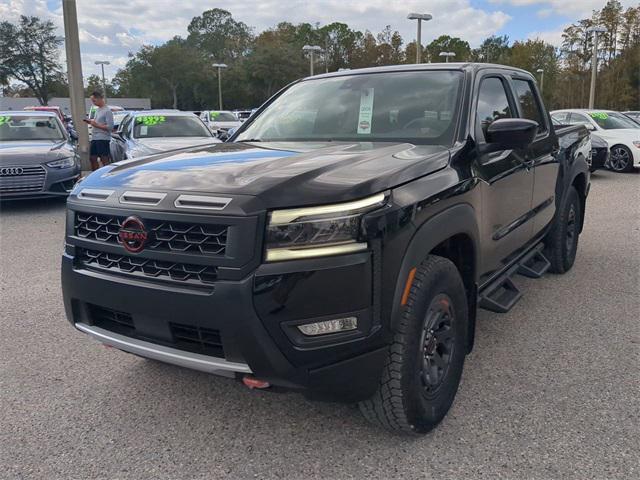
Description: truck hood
xmin=80 ymin=141 xmax=451 ymax=208
xmin=0 ymin=140 xmax=75 ymax=166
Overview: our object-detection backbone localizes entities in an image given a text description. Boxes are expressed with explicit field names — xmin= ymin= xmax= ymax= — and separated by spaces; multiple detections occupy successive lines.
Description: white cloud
xmin=3 ymin=0 xmax=512 ymax=79
xmin=489 ymin=0 xmax=638 ymax=18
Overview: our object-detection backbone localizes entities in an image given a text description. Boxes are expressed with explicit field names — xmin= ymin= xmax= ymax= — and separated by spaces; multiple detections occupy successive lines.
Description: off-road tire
xmin=544 ymin=186 xmax=581 ymax=274
xmin=358 ymin=255 xmax=468 ymax=434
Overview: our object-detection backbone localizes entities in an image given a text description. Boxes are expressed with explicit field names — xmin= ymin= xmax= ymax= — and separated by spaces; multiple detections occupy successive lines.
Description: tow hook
xmin=242 ymin=375 xmax=271 ymax=389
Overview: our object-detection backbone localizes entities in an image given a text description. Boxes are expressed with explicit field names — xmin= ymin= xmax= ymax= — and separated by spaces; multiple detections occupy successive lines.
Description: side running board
xmin=479 ymin=243 xmax=550 ymax=313
xmin=517 ymin=243 xmax=551 ymax=278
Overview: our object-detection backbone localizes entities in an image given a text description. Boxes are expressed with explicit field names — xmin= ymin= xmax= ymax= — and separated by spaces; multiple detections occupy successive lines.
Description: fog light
xmin=297 ymin=317 xmax=358 ymax=336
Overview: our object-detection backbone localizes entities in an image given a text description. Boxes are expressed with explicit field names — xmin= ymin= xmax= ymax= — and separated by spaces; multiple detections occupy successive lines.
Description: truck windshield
xmin=237 ymin=70 xmax=463 ymax=145
xmin=0 ymin=115 xmax=65 ymax=141
xmin=589 ymin=112 xmax=639 ymax=130
xmin=133 ymin=115 xmax=212 ymax=138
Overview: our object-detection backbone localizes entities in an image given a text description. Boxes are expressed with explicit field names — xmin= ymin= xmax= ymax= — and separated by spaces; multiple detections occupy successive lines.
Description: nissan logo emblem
xmin=0 ymin=167 xmax=24 ymax=176
xmin=118 ymin=216 xmax=148 ymax=253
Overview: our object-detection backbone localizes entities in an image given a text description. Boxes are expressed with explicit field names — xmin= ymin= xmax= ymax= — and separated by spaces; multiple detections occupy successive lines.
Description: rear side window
xmin=476 ymin=77 xmax=513 ymax=140
xmin=513 ymin=79 xmax=546 ymax=133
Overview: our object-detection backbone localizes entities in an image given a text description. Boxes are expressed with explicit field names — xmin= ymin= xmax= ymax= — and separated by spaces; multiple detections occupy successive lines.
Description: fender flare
xmin=389 ymin=203 xmax=480 ymax=332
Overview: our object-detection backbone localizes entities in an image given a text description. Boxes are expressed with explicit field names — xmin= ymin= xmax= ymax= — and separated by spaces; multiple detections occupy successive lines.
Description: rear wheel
xmin=609 ymin=145 xmax=634 ymax=173
xmin=544 ymin=186 xmax=581 ymax=274
xmin=358 ymin=255 xmax=468 ymax=434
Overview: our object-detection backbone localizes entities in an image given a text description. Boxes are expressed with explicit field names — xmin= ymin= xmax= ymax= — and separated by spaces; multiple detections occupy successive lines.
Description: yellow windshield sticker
xmin=210 ymin=111 xmax=221 ymax=119
xmin=136 ymin=115 xmax=166 ymax=126
xmin=0 ymin=116 xmax=11 ymax=125
xmin=357 ymin=88 xmax=374 ymax=134
xmin=589 ymin=112 xmax=608 ymax=120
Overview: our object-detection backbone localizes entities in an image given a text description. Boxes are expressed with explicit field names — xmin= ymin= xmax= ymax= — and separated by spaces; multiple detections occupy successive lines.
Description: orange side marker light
xmin=401 ymin=267 xmax=417 ymax=306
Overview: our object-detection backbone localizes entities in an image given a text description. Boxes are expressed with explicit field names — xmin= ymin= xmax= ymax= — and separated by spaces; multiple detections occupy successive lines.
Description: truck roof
xmin=307 ymin=62 xmax=535 ymax=80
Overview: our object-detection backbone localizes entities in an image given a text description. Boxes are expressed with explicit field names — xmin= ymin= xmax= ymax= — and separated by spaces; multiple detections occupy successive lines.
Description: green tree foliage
xmin=471 ymin=35 xmax=511 ymax=63
xmin=187 ymin=8 xmax=253 ymax=62
xmin=426 ymin=35 xmax=471 ymax=62
xmin=0 ymin=16 xmax=63 ymax=105
xmin=5 ymin=3 xmax=637 ymax=111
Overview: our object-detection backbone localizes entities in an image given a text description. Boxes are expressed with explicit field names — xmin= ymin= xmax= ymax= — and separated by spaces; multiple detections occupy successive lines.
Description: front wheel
xmin=358 ymin=255 xmax=468 ymax=434
xmin=609 ymin=145 xmax=634 ymax=173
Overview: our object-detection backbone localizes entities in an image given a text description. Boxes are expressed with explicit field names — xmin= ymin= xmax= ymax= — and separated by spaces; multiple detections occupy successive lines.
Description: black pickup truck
xmin=62 ymin=63 xmax=591 ymax=434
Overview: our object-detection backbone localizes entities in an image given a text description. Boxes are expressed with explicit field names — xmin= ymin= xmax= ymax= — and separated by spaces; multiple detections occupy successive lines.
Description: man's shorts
xmin=90 ymin=140 xmax=111 ymax=157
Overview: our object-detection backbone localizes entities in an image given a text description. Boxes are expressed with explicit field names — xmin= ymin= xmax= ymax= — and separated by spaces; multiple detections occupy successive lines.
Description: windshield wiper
xmin=236 ymin=138 xmax=262 ymax=142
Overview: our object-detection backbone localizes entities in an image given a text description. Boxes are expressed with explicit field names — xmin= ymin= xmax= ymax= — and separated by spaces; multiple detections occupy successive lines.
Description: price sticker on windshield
xmin=589 ymin=112 xmax=608 ymax=120
xmin=0 ymin=116 xmax=11 ymax=125
xmin=136 ymin=115 xmax=166 ymax=126
xmin=210 ymin=111 xmax=220 ymax=119
xmin=357 ymin=88 xmax=374 ymax=134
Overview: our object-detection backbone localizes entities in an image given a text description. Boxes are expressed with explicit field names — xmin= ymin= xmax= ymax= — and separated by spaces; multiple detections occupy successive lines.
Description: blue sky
xmin=0 ymin=0 xmax=630 ymax=79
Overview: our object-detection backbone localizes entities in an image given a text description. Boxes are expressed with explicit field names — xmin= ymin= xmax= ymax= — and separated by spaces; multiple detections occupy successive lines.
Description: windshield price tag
xmin=357 ymin=88 xmax=374 ymax=134
xmin=136 ymin=115 xmax=166 ymax=126
xmin=210 ymin=112 xmax=220 ymax=119
xmin=589 ymin=112 xmax=608 ymax=120
xmin=0 ymin=116 xmax=11 ymax=125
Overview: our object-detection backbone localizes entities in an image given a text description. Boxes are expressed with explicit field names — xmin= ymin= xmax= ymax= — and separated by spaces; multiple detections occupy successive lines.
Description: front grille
xmin=170 ymin=322 xmax=224 ymax=357
xmin=89 ymin=304 xmax=135 ymax=336
xmin=75 ymin=213 xmax=228 ymax=256
xmin=77 ymin=248 xmax=218 ymax=286
xmin=0 ymin=165 xmax=46 ymax=194
xmin=86 ymin=304 xmax=224 ymax=358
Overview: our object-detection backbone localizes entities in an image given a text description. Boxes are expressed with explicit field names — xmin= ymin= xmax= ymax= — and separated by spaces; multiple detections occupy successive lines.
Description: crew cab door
xmin=509 ymin=76 xmax=558 ymax=236
xmin=474 ymin=74 xmax=535 ymax=279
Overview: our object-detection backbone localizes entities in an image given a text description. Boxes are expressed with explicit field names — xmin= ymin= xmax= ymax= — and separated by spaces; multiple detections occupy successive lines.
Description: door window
xmin=476 ymin=77 xmax=513 ymax=141
xmin=513 ymin=79 xmax=546 ymax=133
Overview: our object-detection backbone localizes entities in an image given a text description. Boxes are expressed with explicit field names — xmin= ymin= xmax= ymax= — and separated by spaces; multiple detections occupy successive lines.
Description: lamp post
xmin=439 ymin=51 xmax=456 ymax=63
xmin=62 ymin=0 xmax=90 ymax=171
xmin=536 ymin=68 xmax=545 ymax=93
xmin=407 ymin=13 xmax=433 ymax=64
xmin=94 ymin=60 xmax=110 ymax=101
xmin=302 ymin=45 xmax=323 ymax=76
xmin=587 ymin=26 xmax=606 ymax=109
xmin=212 ymin=63 xmax=227 ymax=110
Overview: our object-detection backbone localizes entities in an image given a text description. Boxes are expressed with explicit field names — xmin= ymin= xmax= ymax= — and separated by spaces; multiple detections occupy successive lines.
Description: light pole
xmin=587 ymin=26 xmax=606 ymax=109
xmin=302 ymin=45 xmax=323 ymax=76
xmin=94 ymin=60 xmax=110 ymax=101
xmin=212 ymin=63 xmax=227 ymax=110
xmin=536 ymin=68 xmax=545 ymax=93
xmin=439 ymin=51 xmax=456 ymax=63
xmin=407 ymin=13 xmax=433 ymax=64
xmin=62 ymin=0 xmax=90 ymax=171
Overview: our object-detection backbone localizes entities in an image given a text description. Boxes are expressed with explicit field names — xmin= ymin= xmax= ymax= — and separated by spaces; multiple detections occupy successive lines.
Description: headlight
xmin=46 ymin=157 xmax=76 ymax=169
xmin=632 ymin=141 xmax=640 ymax=149
xmin=265 ymin=193 xmax=386 ymax=262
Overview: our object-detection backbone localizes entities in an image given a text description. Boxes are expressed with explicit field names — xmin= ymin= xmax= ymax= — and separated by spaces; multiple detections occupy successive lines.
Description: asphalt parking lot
xmin=1 ymin=169 xmax=638 ymax=480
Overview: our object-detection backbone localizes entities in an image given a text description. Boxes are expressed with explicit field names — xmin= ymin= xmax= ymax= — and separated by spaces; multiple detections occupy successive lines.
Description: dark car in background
xmin=0 ymin=111 xmax=80 ymax=199
xmin=110 ymin=110 xmax=220 ymax=161
xmin=589 ymin=134 xmax=609 ymax=172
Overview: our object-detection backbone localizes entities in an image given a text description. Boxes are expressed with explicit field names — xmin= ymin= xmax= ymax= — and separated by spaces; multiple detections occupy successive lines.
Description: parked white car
xmin=199 ymin=110 xmax=241 ymax=137
xmin=551 ymin=109 xmax=640 ymax=172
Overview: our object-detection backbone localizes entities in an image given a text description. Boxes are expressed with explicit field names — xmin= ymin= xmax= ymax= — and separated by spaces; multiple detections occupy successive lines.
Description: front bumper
xmin=61 ymin=246 xmax=387 ymax=402
xmin=0 ymin=164 xmax=80 ymax=199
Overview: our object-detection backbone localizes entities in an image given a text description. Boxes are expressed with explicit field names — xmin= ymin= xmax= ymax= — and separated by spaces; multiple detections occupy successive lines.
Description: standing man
xmin=86 ymin=91 xmax=114 ymax=171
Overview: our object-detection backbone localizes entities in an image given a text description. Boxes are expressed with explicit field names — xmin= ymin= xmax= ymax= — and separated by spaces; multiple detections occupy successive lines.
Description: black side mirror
xmin=481 ymin=118 xmax=538 ymax=154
